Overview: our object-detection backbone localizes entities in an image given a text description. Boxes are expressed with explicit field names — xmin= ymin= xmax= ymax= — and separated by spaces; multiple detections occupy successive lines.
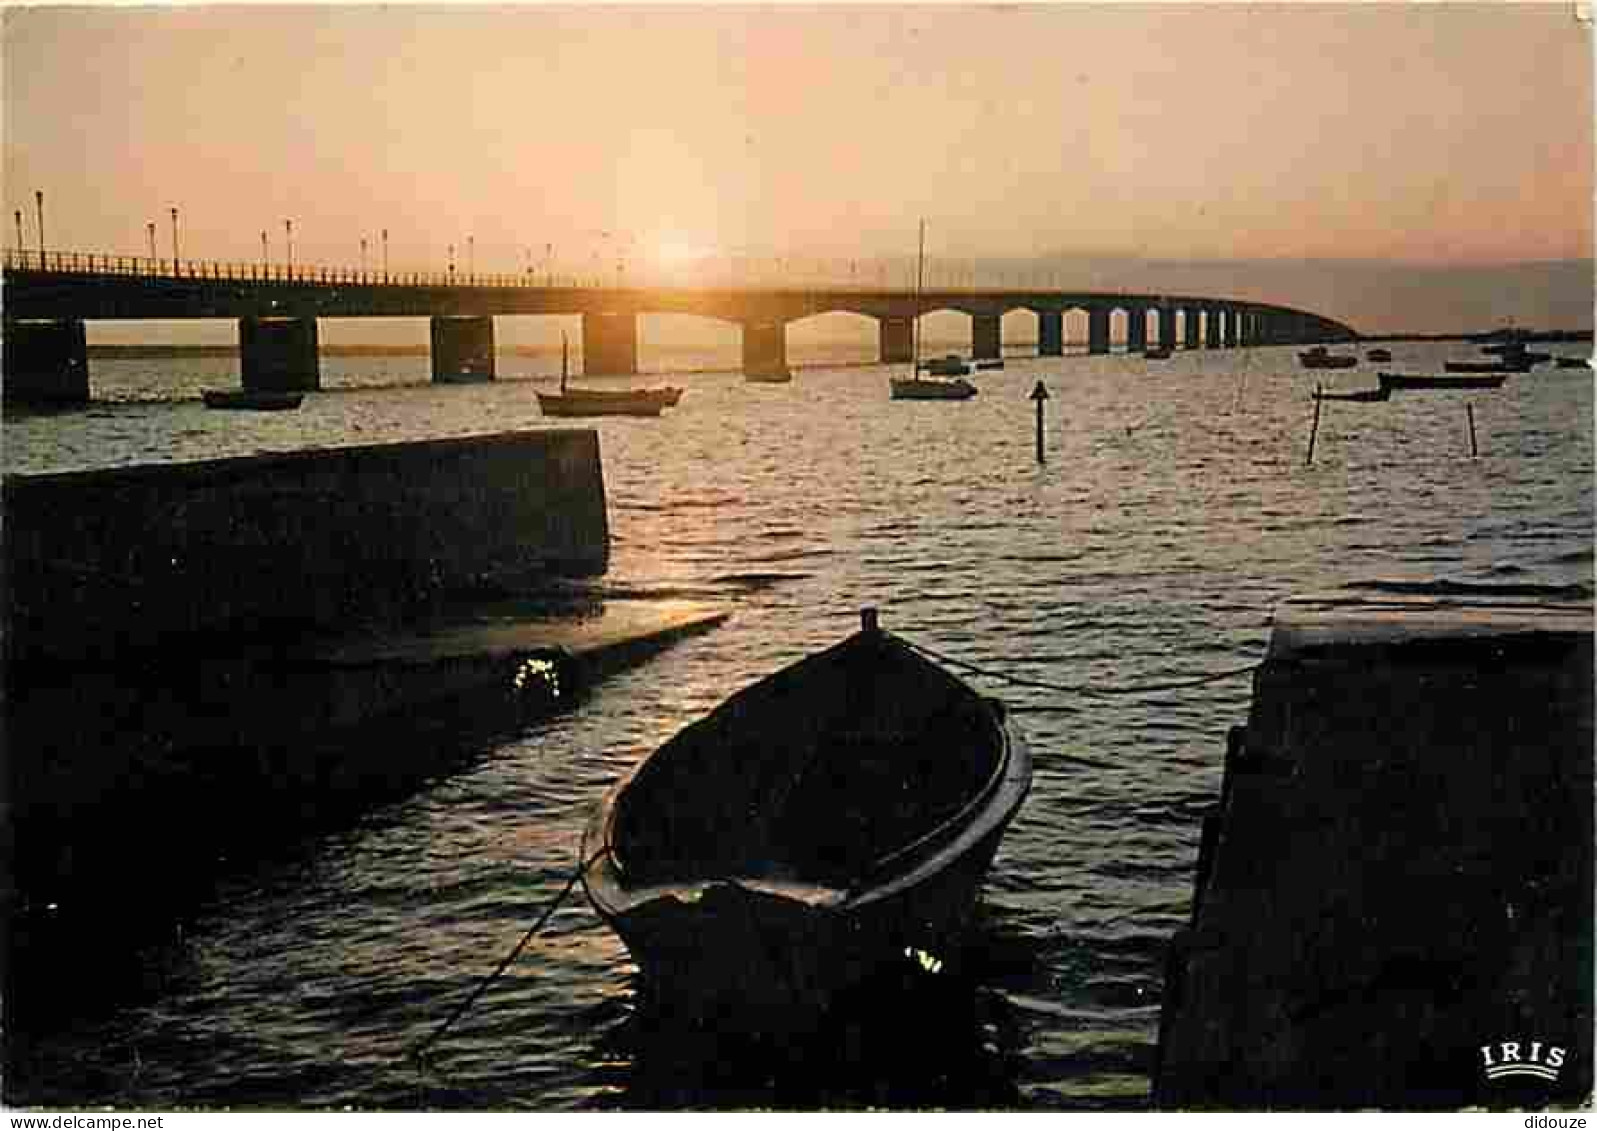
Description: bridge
xmin=1 ymin=248 xmax=1358 ymax=404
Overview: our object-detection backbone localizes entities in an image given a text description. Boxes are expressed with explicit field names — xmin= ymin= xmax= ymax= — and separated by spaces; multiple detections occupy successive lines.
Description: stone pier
xmin=430 ymin=315 xmax=496 ymax=383
xmin=582 ymin=311 xmax=638 ymax=376
xmin=239 ymin=316 xmax=320 ymax=392
xmin=1155 ymin=586 xmax=1594 ymax=1109
xmin=1127 ymin=306 xmax=1148 ymax=353
xmin=1038 ymin=311 xmax=1064 ymax=356
xmin=1159 ymin=308 xmax=1179 ymax=353
xmin=1088 ymin=307 xmax=1111 ymax=355
xmin=971 ymin=314 xmax=1001 ymax=360
xmin=3 ymin=319 xmax=89 ymax=406
xmin=879 ymin=315 xmax=913 ymax=364
xmin=1184 ymin=307 xmax=1201 ymax=350
xmin=742 ymin=318 xmax=789 ymax=378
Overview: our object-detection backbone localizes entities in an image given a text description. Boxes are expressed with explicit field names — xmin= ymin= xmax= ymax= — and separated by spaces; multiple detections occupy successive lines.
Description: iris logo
xmin=1481 ymin=1040 xmax=1567 ymax=1084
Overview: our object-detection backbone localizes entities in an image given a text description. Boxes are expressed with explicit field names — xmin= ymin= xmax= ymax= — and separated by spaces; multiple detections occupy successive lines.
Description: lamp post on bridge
xmin=170 ymin=206 xmax=180 ymax=275
xmin=448 ymin=243 xmax=456 ymax=281
xmin=381 ymin=228 xmax=389 ymax=282
xmin=360 ymin=237 xmax=368 ymax=278
xmin=147 ymin=221 xmax=156 ymax=265
xmin=285 ymin=219 xmax=293 ymax=278
xmin=35 ymin=190 xmax=45 ymax=268
xmin=13 ymin=210 xmax=21 ymax=266
xmin=260 ymin=229 xmax=268 ymax=273
xmin=467 ymin=235 xmax=474 ymax=282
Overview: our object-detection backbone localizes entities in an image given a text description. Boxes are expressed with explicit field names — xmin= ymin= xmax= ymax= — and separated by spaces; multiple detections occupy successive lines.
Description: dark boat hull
xmin=582 ymin=623 xmax=1031 ymax=1027
xmin=202 ymin=390 xmax=303 ymax=411
xmin=1378 ymin=371 xmax=1509 ymax=391
xmin=1313 ymin=386 xmax=1391 ymax=403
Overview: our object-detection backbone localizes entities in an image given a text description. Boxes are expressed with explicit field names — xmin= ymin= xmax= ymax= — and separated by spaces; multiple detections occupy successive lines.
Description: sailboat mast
xmin=911 ymin=219 xmax=926 ymax=373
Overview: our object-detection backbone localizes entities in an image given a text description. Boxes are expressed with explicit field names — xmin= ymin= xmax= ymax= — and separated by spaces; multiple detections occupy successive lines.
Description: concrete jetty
xmin=3 ymin=430 xmax=729 ymax=908
xmin=1155 ymin=584 xmax=1593 ymax=1109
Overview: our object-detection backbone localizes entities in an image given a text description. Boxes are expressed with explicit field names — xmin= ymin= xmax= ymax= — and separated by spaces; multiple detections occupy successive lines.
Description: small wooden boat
xmin=582 ymin=609 xmax=1031 ymax=1024
xmin=1555 ymin=357 xmax=1592 ymax=370
xmin=1365 ymin=348 xmax=1393 ymax=363
xmin=1444 ymin=360 xmax=1515 ymax=374
xmin=1312 ymin=384 xmax=1391 ymax=403
xmin=890 ymin=376 xmax=978 ymax=400
xmin=202 ymin=389 xmax=303 ymax=411
xmin=1142 ymin=347 xmax=1172 ymax=360
xmin=975 ymin=359 xmax=1007 ymax=371
xmin=1378 ymin=370 xmax=1509 ymax=391
xmin=1299 ymin=346 xmax=1358 ymax=369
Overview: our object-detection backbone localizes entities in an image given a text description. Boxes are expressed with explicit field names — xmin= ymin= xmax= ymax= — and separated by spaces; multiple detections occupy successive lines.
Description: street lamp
xmin=147 ymin=221 xmax=156 ymax=264
xmin=467 ymin=235 xmax=474 ymax=281
xmin=260 ymin=229 xmax=268 ymax=272
xmin=12 ymin=210 xmax=21 ymax=266
xmin=448 ymin=243 xmax=455 ymax=279
xmin=381 ymin=228 xmax=389 ymax=281
xmin=285 ymin=219 xmax=293 ymax=276
xmin=170 ymin=206 xmax=180 ymax=274
xmin=360 ymin=236 xmax=367 ymax=277
xmin=35 ymin=190 xmax=45 ymax=266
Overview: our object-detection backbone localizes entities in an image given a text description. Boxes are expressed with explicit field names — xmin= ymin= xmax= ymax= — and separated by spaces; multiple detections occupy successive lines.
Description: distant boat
xmin=890 ymin=223 xmax=978 ymax=403
xmin=203 ymin=389 xmax=303 ymax=411
xmin=1299 ymin=346 xmax=1358 ymax=370
xmin=1365 ymin=348 xmax=1393 ymax=362
xmin=1313 ymin=384 xmax=1391 ymax=403
xmin=1378 ymin=370 xmax=1509 ymax=391
xmin=1443 ymin=360 xmax=1516 ymax=374
xmin=536 ymin=334 xmax=680 ymax=417
xmin=975 ymin=359 xmax=1007 ymax=371
xmin=1555 ymin=357 xmax=1592 ymax=370
xmin=1143 ymin=347 xmax=1172 ymax=360
xmin=581 ymin=608 xmax=1032 ymax=1023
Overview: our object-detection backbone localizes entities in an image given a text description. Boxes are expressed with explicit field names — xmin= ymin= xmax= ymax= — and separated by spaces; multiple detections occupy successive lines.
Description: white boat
xmin=582 ymin=609 xmax=1031 ymax=1025
xmin=889 ymin=223 xmax=978 ymax=402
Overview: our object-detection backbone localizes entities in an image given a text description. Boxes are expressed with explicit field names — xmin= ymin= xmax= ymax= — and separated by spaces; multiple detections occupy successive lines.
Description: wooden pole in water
xmin=1467 ymin=402 xmax=1478 ymax=457
xmin=1030 ymin=380 xmax=1050 ymax=464
xmin=1305 ymin=386 xmax=1323 ymax=466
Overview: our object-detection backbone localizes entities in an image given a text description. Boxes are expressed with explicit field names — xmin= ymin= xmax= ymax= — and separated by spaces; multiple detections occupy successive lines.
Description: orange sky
xmin=4 ymin=3 xmax=1592 ymax=281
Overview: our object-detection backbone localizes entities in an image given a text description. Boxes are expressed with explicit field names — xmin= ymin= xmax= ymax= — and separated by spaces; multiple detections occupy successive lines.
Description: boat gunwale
xmin=581 ymin=629 xmax=1029 ymax=918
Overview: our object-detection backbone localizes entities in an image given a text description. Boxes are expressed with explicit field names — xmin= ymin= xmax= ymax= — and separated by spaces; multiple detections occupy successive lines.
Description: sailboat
xmin=536 ymin=334 xmax=682 ymax=418
xmin=889 ymin=222 xmax=977 ymax=401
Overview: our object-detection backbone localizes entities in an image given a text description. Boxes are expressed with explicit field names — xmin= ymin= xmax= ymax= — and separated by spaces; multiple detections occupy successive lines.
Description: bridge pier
xmin=240 ymin=317 xmax=320 ymax=392
xmin=1127 ymin=306 xmax=1148 ymax=353
xmin=1087 ymin=307 xmax=1111 ymax=355
xmin=879 ymin=316 xmax=913 ymax=364
xmin=742 ymin=319 xmax=789 ymax=378
xmin=1224 ymin=308 xmax=1239 ymax=348
xmin=1037 ymin=311 xmax=1064 ymax=356
xmin=430 ymin=315 xmax=495 ymax=383
xmin=582 ymin=312 xmax=637 ymax=376
xmin=1159 ymin=307 xmax=1178 ymax=354
xmin=3 ymin=319 xmax=89 ymax=406
xmin=1183 ymin=306 xmax=1201 ymax=350
xmin=972 ymin=314 xmax=1001 ymax=360
xmin=1205 ymin=308 xmax=1223 ymax=349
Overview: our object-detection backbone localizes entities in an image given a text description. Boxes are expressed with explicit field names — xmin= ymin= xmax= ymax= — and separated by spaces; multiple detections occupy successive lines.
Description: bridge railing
xmin=0 ymin=246 xmax=943 ymax=293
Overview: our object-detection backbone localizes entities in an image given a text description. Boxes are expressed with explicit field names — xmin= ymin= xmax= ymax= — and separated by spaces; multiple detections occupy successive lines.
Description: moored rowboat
xmin=202 ymin=389 xmax=304 ymax=411
xmin=582 ymin=610 xmax=1031 ymax=1025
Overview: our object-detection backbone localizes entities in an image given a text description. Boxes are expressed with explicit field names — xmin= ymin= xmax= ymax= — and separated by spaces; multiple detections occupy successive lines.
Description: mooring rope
xmin=902 ymin=637 xmax=1259 ymax=703
xmin=411 ymin=847 xmax=597 ymax=1064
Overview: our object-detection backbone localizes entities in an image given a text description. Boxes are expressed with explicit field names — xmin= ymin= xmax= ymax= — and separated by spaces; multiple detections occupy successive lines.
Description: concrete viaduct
xmin=1 ymin=251 xmax=1358 ymax=404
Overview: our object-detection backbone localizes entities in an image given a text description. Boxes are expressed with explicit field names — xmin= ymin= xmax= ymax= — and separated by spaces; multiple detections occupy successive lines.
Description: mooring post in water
xmin=1467 ymin=402 xmax=1479 ymax=457
xmin=1305 ymin=386 xmax=1323 ymax=466
xmin=1030 ymin=380 xmax=1050 ymax=464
